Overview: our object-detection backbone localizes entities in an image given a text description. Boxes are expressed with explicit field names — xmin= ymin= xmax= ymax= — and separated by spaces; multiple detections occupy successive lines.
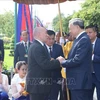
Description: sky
xmin=0 ymin=0 xmax=85 ymax=23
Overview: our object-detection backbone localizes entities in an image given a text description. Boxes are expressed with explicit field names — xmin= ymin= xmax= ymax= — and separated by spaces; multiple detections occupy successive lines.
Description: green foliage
xmin=63 ymin=15 xmax=72 ymax=33
xmin=0 ymin=11 xmax=14 ymax=37
xmin=9 ymin=34 xmax=15 ymax=56
xmin=52 ymin=13 xmax=65 ymax=32
xmin=52 ymin=0 xmax=100 ymax=33
xmin=72 ymin=0 xmax=100 ymax=28
xmin=4 ymin=50 xmax=14 ymax=69
xmin=4 ymin=44 xmax=10 ymax=49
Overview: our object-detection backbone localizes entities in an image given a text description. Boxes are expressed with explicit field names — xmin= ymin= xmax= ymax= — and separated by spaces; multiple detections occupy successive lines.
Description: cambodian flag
xmin=16 ymin=4 xmax=33 ymax=43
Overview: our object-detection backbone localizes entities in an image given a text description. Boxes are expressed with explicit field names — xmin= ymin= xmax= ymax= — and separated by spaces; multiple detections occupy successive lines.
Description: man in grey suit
xmin=57 ymin=18 xmax=92 ymax=100
xmin=26 ymin=27 xmax=61 ymax=100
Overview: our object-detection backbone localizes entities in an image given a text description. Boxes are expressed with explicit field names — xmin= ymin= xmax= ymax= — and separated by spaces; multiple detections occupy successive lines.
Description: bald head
xmin=33 ymin=27 xmax=48 ymax=43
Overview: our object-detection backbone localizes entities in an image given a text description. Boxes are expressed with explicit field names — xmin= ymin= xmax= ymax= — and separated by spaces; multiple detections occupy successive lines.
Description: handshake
xmin=50 ymin=56 xmax=66 ymax=64
xmin=56 ymin=56 xmax=65 ymax=64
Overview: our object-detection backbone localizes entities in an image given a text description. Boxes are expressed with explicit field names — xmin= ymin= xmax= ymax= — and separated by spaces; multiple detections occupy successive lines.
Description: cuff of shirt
xmin=92 ymin=54 xmax=94 ymax=61
xmin=61 ymin=60 xmax=66 ymax=64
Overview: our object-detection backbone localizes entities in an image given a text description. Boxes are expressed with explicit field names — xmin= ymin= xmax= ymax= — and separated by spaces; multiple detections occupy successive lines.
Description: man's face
xmin=46 ymin=35 xmax=55 ymax=46
xmin=86 ymin=28 xmax=97 ymax=41
xmin=55 ymin=33 xmax=60 ymax=43
xmin=21 ymin=31 xmax=28 ymax=42
xmin=69 ymin=24 xmax=79 ymax=38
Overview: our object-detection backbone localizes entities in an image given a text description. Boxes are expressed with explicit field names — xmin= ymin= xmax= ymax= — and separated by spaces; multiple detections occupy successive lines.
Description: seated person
xmin=11 ymin=61 xmax=29 ymax=100
xmin=0 ymin=61 xmax=9 ymax=100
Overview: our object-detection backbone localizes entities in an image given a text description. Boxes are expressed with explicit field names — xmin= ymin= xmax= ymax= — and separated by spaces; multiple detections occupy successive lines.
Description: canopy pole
xmin=58 ymin=1 xmax=70 ymax=100
xmin=58 ymin=0 xmax=63 ymax=37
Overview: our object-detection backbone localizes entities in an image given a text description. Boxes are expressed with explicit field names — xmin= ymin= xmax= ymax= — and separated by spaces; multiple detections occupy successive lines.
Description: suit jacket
xmin=93 ymin=38 xmax=100 ymax=81
xmin=26 ymin=40 xmax=60 ymax=94
xmin=62 ymin=32 xmax=92 ymax=90
xmin=50 ymin=43 xmax=64 ymax=82
xmin=14 ymin=41 xmax=32 ymax=67
xmin=0 ymin=39 xmax=4 ymax=61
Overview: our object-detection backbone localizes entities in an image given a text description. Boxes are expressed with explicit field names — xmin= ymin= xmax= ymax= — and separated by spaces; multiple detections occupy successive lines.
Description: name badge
xmin=24 ymin=54 xmax=28 ymax=57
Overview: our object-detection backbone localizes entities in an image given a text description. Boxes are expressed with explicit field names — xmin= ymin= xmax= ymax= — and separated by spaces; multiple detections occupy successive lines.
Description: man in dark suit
xmin=46 ymin=30 xmax=64 ymax=100
xmin=86 ymin=25 xmax=100 ymax=100
xmin=14 ymin=30 xmax=32 ymax=68
xmin=57 ymin=18 xmax=92 ymax=100
xmin=26 ymin=27 xmax=61 ymax=100
xmin=0 ymin=39 xmax=4 ymax=62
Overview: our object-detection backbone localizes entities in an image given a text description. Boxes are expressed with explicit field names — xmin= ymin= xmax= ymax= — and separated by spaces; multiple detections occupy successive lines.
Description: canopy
xmin=13 ymin=0 xmax=75 ymax=4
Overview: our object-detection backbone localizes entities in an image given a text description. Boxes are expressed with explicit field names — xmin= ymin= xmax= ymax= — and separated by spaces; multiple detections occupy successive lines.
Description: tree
xmin=0 ymin=11 xmax=14 ymax=37
xmin=52 ymin=13 xmax=65 ymax=32
xmin=72 ymin=0 xmax=100 ymax=27
xmin=63 ymin=15 xmax=72 ymax=33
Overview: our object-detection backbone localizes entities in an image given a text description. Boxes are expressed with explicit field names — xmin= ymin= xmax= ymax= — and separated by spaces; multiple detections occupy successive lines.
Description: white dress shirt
xmin=22 ymin=41 xmax=28 ymax=47
xmin=92 ymin=37 xmax=97 ymax=60
xmin=46 ymin=45 xmax=53 ymax=54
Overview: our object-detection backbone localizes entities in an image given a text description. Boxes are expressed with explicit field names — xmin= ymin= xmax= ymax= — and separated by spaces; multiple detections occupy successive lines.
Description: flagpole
xmin=14 ymin=2 xmax=17 ymax=46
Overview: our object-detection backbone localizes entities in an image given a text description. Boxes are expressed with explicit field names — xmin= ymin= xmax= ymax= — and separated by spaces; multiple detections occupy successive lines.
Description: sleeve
xmin=31 ymin=46 xmax=60 ymax=70
xmin=62 ymin=38 xmax=91 ymax=68
xmin=11 ymin=78 xmax=22 ymax=99
xmin=14 ymin=44 xmax=19 ymax=68
xmin=93 ymin=53 xmax=100 ymax=63
xmin=2 ymin=74 xmax=9 ymax=92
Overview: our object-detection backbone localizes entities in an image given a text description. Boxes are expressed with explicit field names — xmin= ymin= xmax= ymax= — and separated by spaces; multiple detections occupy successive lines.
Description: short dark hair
xmin=16 ymin=61 xmax=26 ymax=70
xmin=20 ymin=30 xmax=28 ymax=35
xmin=85 ymin=24 xmax=99 ymax=33
xmin=47 ymin=30 xmax=55 ymax=36
xmin=69 ymin=18 xmax=84 ymax=29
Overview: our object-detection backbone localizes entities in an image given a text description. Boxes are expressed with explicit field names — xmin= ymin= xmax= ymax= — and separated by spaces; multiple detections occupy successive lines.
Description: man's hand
xmin=51 ymin=58 xmax=54 ymax=61
xmin=57 ymin=56 xmax=65 ymax=64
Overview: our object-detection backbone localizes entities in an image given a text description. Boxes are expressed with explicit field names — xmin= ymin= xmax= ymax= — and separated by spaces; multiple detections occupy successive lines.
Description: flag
xmin=16 ymin=4 xmax=33 ymax=43
xmin=33 ymin=16 xmax=44 ymax=27
xmin=32 ymin=15 xmax=44 ymax=40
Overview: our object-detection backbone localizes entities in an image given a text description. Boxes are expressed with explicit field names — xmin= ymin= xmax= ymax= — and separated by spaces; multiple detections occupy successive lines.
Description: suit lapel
xmin=94 ymin=38 xmax=98 ymax=53
xmin=68 ymin=32 xmax=86 ymax=58
xmin=52 ymin=44 xmax=56 ymax=58
xmin=35 ymin=40 xmax=51 ymax=59
xmin=20 ymin=42 xmax=26 ymax=53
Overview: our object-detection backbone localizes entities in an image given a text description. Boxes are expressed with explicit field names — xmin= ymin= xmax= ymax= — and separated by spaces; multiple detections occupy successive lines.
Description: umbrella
xmin=13 ymin=0 xmax=75 ymax=4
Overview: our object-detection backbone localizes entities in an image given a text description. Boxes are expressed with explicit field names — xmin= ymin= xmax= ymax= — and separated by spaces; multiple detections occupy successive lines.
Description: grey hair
xmin=69 ymin=18 xmax=84 ymax=29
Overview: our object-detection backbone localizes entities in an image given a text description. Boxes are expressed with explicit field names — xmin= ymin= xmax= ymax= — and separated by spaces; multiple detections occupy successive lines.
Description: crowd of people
xmin=0 ymin=18 xmax=100 ymax=100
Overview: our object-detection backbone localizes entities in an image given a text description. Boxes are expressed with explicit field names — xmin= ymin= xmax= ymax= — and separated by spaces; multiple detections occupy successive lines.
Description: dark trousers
xmin=91 ymin=73 xmax=100 ymax=100
xmin=0 ymin=91 xmax=9 ymax=100
xmin=30 ymin=93 xmax=48 ymax=100
xmin=48 ymin=83 xmax=63 ymax=100
xmin=70 ymin=89 xmax=92 ymax=100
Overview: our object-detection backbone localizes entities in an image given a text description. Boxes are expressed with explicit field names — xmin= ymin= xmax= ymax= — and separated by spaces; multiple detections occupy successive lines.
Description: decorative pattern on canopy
xmin=13 ymin=0 xmax=75 ymax=4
